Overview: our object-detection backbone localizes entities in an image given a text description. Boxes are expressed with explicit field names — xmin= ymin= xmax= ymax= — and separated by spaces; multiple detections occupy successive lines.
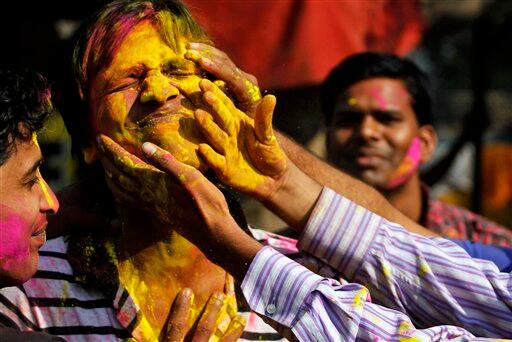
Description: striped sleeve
xmin=241 ymin=246 xmax=477 ymax=341
xmin=298 ymin=187 xmax=512 ymax=338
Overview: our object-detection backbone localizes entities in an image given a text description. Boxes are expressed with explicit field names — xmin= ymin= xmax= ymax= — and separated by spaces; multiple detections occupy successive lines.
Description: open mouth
xmin=32 ymin=223 xmax=47 ymax=238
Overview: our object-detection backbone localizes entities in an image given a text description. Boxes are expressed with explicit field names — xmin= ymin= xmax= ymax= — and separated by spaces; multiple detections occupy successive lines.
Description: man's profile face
xmin=326 ymin=77 xmax=420 ymax=190
xmin=0 ymin=134 xmax=59 ymax=286
xmin=89 ymin=19 xmax=208 ymax=170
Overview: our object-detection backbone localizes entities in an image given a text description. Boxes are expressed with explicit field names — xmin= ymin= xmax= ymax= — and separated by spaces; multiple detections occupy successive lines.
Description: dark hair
xmin=0 ymin=68 xmax=53 ymax=165
xmin=60 ymin=0 xmax=210 ymax=152
xmin=321 ymin=52 xmax=432 ymax=126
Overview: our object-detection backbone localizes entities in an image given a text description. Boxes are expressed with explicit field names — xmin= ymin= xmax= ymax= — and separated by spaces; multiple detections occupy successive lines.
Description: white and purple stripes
xmin=242 ymin=187 xmax=512 ymax=340
xmin=242 ymin=246 xmax=477 ymax=341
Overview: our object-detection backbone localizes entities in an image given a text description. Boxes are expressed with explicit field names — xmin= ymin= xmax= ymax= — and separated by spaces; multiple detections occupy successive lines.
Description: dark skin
xmin=326 ymin=78 xmax=437 ymax=223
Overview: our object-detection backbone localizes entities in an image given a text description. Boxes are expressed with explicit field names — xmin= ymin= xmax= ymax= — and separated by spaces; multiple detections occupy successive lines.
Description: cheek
xmin=386 ymin=125 xmax=416 ymax=157
xmin=98 ymin=92 xmax=138 ymax=136
xmin=0 ymin=205 xmax=31 ymax=263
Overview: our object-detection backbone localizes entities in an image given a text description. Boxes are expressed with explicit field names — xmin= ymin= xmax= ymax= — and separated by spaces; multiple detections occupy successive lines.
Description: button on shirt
xmin=241 ymin=187 xmax=512 ymax=341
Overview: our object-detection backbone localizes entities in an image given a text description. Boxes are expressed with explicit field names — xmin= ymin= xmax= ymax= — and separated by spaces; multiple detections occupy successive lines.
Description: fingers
xmin=222 ymin=315 xmax=246 ymax=342
xmin=163 ymin=288 xmax=193 ymax=342
xmin=195 ymin=109 xmax=228 ymax=154
xmin=100 ymin=150 xmax=141 ymax=194
xmin=201 ymin=79 xmax=238 ymax=132
xmin=254 ymin=95 xmax=277 ymax=144
xmin=186 ymin=43 xmax=261 ymax=113
xmin=142 ymin=142 xmax=189 ymax=178
xmin=97 ymin=134 xmax=157 ymax=177
xmin=197 ymin=144 xmax=226 ymax=174
xmin=190 ymin=292 xmax=225 ymax=342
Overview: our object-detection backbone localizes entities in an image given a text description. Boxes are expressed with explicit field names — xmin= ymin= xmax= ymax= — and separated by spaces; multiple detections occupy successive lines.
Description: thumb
xmin=254 ymin=95 xmax=276 ymax=144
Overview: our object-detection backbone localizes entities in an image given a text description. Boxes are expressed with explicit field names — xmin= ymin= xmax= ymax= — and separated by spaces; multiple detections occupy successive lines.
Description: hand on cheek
xmin=96 ymin=134 xmax=200 ymax=230
xmin=194 ymin=79 xmax=288 ymax=201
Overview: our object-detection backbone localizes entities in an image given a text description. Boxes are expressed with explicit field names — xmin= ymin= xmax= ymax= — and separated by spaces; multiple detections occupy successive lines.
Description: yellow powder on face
xmin=38 ymin=178 xmax=57 ymax=209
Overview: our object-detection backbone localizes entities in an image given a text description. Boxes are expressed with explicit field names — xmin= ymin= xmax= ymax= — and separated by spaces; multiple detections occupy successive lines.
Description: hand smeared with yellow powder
xmin=195 ymin=79 xmax=288 ymax=201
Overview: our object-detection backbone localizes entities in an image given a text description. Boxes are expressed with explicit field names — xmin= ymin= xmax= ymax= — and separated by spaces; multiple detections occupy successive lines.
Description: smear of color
xmin=385 ymin=137 xmax=421 ymax=189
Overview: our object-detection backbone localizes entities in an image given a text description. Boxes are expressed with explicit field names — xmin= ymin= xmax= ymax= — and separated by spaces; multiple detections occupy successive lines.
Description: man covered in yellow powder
xmin=0 ymin=1 xmax=276 ymax=341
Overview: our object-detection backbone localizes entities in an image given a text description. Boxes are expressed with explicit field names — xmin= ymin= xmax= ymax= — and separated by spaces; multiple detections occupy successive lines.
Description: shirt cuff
xmin=297 ymin=187 xmax=383 ymax=279
xmin=241 ymin=246 xmax=323 ymax=327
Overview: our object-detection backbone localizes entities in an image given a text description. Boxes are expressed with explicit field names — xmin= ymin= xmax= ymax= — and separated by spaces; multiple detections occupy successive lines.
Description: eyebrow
xmin=22 ymin=157 xmax=44 ymax=179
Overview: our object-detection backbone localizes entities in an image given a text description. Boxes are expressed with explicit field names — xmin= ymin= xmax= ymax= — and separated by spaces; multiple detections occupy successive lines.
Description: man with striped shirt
xmin=0 ymin=69 xmax=62 ymax=341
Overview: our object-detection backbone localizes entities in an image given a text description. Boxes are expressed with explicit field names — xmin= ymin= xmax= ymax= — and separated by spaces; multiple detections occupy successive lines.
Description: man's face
xmin=0 ymin=135 xmax=59 ymax=286
xmin=326 ymin=77 xmax=420 ymax=190
xmin=89 ymin=20 xmax=207 ymax=170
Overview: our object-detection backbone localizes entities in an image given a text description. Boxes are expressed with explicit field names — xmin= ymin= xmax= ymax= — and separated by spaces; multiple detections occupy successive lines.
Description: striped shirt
xmin=241 ymin=187 xmax=512 ymax=340
xmin=0 ymin=230 xmax=329 ymax=341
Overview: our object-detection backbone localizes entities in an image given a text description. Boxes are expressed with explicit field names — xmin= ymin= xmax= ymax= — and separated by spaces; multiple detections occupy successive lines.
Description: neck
xmin=381 ymin=174 xmax=423 ymax=223
xmin=115 ymin=205 xmax=230 ymax=340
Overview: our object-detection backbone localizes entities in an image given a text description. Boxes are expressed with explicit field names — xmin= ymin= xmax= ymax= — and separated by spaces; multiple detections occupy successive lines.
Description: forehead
xmin=107 ymin=20 xmax=187 ymax=71
xmin=344 ymin=78 xmax=411 ymax=104
xmin=0 ymin=136 xmax=41 ymax=178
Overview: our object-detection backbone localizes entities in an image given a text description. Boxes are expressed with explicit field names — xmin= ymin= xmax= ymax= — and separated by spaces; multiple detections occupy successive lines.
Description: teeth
xmin=33 ymin=229 xmax=46 ymax=237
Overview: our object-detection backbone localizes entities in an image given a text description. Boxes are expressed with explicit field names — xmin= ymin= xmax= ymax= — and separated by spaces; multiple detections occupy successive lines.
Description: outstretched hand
xmin=195 ymin=79 xmax=288 ymax=201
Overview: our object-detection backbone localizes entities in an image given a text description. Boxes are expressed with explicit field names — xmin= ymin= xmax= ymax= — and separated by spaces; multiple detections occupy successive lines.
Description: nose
xmin=358 ymin=114 xmax=382 ymax=142
xmin=140 ymin=70 xmax=180 ymax=104
xmin=38 ymin=178 xmax=59 ymax=215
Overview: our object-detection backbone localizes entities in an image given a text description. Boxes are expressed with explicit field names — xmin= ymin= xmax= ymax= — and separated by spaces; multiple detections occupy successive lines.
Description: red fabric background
xmin=185 ymin=0 xmax=423 ymax=89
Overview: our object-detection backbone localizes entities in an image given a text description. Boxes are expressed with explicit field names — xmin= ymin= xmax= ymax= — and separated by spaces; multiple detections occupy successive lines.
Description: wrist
xmin=262 ymin=161 xmax=323 ymax=232
xmin=202 ymin=218 xmax=262 ymax=281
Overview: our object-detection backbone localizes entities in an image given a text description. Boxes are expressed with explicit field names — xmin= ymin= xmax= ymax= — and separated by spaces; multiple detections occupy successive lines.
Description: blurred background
xmin=1 ymin=0 xmax=510 ymax=231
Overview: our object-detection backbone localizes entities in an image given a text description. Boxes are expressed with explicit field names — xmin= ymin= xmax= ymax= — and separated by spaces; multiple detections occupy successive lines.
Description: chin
xmin=358 ymin=170 xmax=389 ymax=190
xmin=0 ymin=258 xmax=38 ymax=287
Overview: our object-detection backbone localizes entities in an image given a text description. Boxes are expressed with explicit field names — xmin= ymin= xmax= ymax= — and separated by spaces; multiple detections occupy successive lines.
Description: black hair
xmin=0 ymin=68 xmax=53 ymax=165
xmin=320 ymin=52 xmax=432 ymax=126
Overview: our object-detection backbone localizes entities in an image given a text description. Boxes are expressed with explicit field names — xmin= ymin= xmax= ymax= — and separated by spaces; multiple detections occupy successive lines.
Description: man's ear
xmin=418 ymin=125 xmax=437 ymax=164
xmin=82 ymin=144 xmax=98 ymax=164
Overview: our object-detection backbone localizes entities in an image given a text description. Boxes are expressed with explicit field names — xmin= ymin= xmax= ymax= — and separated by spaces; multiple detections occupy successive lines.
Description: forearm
xmin=275 ymin=130 xmax=438 ymax=237
xmin=200 ymin=217 xmax=263 ymax=281
xmin=242 ymin=247 xmax=476 ymax=341
xmin=299 ymin=187 xmax=512 ymax=337
xmin=262 ymin=162 xmax=323 ymax=230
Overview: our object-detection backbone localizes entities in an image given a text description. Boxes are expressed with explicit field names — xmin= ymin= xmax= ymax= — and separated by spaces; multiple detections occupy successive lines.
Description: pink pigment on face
xmin=0 ymin=204 xmax=31 ymax=268
xmin=385 ymin=137 xmax=422 ymax=189
xmin=370 ymin=87 xmax=389 ymax=110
